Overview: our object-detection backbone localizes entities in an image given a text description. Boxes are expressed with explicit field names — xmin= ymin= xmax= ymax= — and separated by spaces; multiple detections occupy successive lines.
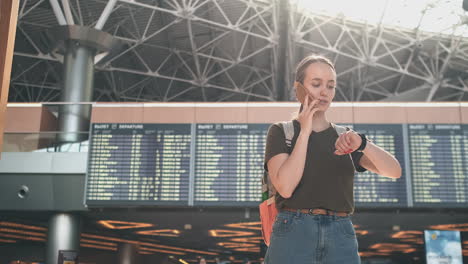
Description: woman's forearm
xmin=362 ymin=142 xmax=402 ymax=178
xmin=274 ymin=132 xmax=310 ymax=198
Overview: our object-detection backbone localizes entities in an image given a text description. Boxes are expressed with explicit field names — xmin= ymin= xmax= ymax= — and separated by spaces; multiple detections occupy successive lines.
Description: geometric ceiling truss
xmin=10 ymin=0 xmax=468 ymax=102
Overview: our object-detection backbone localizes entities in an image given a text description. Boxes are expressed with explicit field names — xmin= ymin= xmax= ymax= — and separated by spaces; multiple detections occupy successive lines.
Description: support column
xmin=117 ymin=243 xmax=139 ymax=264
xmin=45 ymin=213 xmax=81 ymax=264
xmin=43 ymin=25 xmax=118 ymax=145
xmin=57 ymin=40 xmax=95 ymax=143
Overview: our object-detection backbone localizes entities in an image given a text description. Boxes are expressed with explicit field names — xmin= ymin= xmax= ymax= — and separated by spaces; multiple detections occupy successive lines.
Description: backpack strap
xmin=334 ymin=124 xmax=347 ymax=135
xmin=280 ymin=121 xmax=295 ymax=150
xmin=263 ymin=121 xmax=295 ymax=201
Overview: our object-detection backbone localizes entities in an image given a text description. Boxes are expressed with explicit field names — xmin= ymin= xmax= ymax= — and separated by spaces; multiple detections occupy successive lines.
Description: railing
xmin=2 ymin=132 xmax=90 ymax=152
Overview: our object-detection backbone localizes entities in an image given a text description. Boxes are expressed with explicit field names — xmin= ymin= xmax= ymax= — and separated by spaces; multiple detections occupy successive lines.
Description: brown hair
xmin=295 ymin=54 xmax=335 ymax=84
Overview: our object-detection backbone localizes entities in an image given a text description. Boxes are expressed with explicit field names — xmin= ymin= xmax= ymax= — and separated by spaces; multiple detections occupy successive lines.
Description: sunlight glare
xmin=293 ymin=0 xmax=468 ymax=36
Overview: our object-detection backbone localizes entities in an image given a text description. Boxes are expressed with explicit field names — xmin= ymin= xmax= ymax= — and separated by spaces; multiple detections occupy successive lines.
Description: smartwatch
xmin=356 ymin=133 xmax=370 ymax=152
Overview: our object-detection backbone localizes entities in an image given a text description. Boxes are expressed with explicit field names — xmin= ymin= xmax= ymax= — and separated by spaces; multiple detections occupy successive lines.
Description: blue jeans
xmin=264 ymin=210 xmax=361 ymax=264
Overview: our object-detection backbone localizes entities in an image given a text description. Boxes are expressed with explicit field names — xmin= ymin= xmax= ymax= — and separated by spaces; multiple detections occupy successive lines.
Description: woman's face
xmin=300 ymin=62 xmax=336 ymax=112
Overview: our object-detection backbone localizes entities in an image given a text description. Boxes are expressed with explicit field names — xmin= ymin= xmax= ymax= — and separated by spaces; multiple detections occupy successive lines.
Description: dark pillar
xmin=117 ymin=243 xmax=139 ymax=264
xmin=45 ymin=213 xmax=81 ymax=264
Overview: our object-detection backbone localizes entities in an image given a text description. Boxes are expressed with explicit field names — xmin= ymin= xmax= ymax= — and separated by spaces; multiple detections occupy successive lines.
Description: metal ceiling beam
xmin=103 ymin=65 xmax=273 ymax=100
xmin=19 ymin=0 xmax=45 ymax=19
xmin=118 ymin=0 xmax=274 ymax=41
xmin=11 ymin=0 xmax=468 ymax=102
xmin=95 ymin=0 xmax=117 ymax=30
xmin=61 ymin=0 xmax=75 ymax=24
xmin=274 ymin=0 xmax=288 ymax=101
xmin=49 ymin=0 xmax=67 ymax=25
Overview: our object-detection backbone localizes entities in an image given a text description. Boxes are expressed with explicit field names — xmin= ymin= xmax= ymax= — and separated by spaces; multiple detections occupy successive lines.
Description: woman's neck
xmin=311 ymin=111 xmax=330 ymax=131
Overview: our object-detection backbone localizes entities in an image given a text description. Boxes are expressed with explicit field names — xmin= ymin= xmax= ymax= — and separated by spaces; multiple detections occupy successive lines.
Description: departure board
xmin=193 ymin=124 xmax=269 ymax=206
xmin=351 ymin=124 xmax=408 ymax=207
xmin=85 ymin=122 xmax=468 ymax=208
xmin=86 ymin=123 xmax=191 ymax=206
xmin=409 ymin=124 xmax=468 ymax=207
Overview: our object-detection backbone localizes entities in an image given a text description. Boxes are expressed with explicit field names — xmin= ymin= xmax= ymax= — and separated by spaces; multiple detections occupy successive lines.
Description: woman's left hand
xmin=334 ymin=130 xmax=362 ymax=155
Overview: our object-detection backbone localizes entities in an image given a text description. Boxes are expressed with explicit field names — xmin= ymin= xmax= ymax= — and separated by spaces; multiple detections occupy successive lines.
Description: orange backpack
xmin=259 ymin=122 xmax=348 ymax=246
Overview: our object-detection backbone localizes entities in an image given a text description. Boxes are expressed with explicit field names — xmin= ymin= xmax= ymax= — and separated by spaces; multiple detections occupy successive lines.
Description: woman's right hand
xmin=297 ymin=95 xmax=320 ymax=135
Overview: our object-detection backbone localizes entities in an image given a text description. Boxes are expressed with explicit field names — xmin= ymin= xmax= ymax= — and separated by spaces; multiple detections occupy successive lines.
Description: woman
xmin=263 ymin=55 xmax=402 ymax=264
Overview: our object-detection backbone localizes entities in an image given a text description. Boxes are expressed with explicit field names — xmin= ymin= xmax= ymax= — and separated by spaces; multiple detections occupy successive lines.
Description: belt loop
xmin=296 ymin=209 xmax=300 ymax=217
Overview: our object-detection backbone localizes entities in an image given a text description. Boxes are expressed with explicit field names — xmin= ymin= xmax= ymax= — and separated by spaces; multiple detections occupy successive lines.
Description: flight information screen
xmin=193 ymin=124 xmax=268 ymax=206
xmin=85 ymin=122 xmax=468 ymax=208
xmin=86 ymin=123 xmax=191 ymax=206
xmin=408 ymin=124 xmax=468 ymax=207
xmin=351 ymin=124 xmax=408 ymax=207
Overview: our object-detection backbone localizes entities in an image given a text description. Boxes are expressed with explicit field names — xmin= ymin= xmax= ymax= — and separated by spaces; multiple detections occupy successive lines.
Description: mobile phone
xmin=295 ymin=82 xmax=314 ymax=104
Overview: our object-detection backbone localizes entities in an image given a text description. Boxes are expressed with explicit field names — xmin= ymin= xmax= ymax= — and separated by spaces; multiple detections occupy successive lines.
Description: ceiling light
xmin=208 ymin=229 xmax=256 ymax=237
xmin=97 ymin=220 xmax=153 ymax=229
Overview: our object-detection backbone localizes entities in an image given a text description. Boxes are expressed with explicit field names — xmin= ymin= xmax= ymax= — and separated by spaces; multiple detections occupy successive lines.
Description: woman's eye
xmin=328 ymin=86 xmax=335 ymax=89
xmin=312 ymin=83 xmax=320 ymax=87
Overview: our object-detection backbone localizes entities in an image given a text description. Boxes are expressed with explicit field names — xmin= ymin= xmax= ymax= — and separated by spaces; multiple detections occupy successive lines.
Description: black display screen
xmin=351 ymin=124 xmax=408 ymax=207
xmin=85 ymin=122 xmax=468 ymax=208
xmin=408 ymin=124 xmax=468 ymax=207
xmin=194 ymin=124 xmax=268 ymax=206
xmin=86 ymin=123 xmax=191 ymax=206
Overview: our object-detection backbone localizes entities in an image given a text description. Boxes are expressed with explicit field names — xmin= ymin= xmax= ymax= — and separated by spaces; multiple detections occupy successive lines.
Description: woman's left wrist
xmin=355 ymin=133 xmax=369 ymax=152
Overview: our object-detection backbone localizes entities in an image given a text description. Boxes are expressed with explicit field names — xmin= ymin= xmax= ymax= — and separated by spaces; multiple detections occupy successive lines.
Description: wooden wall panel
xmin=0 ymin=0 xmax=20 ymax=157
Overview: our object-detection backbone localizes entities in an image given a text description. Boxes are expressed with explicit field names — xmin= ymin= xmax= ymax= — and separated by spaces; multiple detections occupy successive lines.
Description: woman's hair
xmin=295 ymin=54 xmax=335 ymax=84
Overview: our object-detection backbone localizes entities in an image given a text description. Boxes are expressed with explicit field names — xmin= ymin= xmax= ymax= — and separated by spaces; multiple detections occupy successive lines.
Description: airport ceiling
xmin=10 ymin=0 xmax=468 ymax=103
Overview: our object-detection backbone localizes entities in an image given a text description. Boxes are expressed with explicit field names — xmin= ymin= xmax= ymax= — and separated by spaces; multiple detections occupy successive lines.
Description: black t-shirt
xmin=264 ymin=120 xmax=366 ymax=213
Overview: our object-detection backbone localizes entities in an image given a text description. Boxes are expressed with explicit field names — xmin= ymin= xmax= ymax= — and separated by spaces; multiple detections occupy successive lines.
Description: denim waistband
xmin=279 ymin=209 xmax=352 ymax=221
